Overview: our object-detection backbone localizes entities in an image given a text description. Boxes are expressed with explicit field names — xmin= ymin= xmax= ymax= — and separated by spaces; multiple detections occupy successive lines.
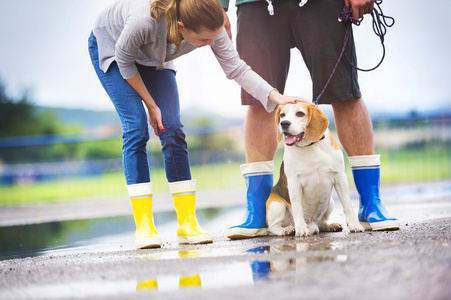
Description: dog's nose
xmin=281 ymin=120 xmax=291 ymax=129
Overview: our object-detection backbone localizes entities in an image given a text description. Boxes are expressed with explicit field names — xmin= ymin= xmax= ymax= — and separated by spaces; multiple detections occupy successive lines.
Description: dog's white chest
xmin=284 ymin=144 xmax=343 ymax=221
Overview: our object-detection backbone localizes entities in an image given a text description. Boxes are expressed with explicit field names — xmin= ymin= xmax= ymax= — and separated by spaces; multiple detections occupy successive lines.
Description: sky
xmin=0 ymin=0 xmax=450 ymax=119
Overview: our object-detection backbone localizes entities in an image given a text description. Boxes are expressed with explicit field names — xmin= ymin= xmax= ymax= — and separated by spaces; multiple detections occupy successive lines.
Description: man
xmin=222 ymin=0 xmax=400 ymax=239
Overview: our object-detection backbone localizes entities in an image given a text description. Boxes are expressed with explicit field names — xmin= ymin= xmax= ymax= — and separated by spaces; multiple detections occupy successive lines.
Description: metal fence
xmin=1 ymin=115 xmax=450 ymax=206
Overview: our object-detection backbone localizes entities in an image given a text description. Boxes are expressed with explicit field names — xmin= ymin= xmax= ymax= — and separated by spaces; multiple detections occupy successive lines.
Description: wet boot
xmin=169 ymin=180 xmax=213 ymax=244
xmin=137 ymin=279 xmax=158 ymax=291
xmin=349 ymin=155 xmax=400 ymax=231
xmin=179 ymin=275 xmax=202 ymax=288
xmin=128 ymin=182 xmax=162 ymax=249
xmin=178 ymin=250 xmax=208 ymax=287
xmin=247 ymin=246 xmax=271 ymax=282
xmin=226 ymin=161 xmax=273 ymax=239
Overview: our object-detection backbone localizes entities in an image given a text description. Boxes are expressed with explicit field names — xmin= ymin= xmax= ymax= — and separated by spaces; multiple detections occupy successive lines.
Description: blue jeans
xmin=88 ymin=32 xmax=191 ymax=185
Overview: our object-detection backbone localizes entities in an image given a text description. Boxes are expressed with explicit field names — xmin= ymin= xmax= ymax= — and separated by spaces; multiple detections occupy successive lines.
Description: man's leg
xmin=332 ymin=97 xmax=400 ymax=231
xmin=331 ymin=97 xmax=373 ymax=156
xmin=227 ymin=0 xmax=292 ymax=239
xmin=244 ymin=106 xmax=278 ymax=163
xmin=226 ymin=106 xmax=278 ymax=239
xmin=227 ymin=161 xmax=274 ymax=239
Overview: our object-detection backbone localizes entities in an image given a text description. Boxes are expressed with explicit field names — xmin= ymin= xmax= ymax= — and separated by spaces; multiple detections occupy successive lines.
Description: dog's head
xmin=276 ymin=102 xmax=329 ymax=147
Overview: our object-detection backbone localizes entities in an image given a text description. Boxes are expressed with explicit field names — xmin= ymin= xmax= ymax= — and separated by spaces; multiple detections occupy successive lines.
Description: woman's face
xmin=177 ymin=22 xmax=222 ymax=48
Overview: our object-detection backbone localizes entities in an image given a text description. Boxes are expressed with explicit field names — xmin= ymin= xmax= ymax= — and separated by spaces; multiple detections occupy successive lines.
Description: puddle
xmin=0 ymin=204 xmax=351 ymax=262
xmin=3 ymin=245 xmax=348 ymax=299
xmin=0 ymin=207 xmax=237 ymax=261
xmin=131 ymin=244 xmax=347 ymax=293
xmin=136 ymin=260 xmax=258 ymax=292
xmin=1 ymin=205 xmax=355 ymax=298
xmin=0 ymin=216 xmax=134 ymax=260
xmin=4 ymin=260 xmax=259 ymax=299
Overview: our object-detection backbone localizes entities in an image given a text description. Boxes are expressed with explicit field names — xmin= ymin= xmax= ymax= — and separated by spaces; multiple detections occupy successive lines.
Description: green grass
xmin=1 ymin=147 xmax=449 ymax=207
xmin=376 ymin=147 xmax=450 ymax=182
xmin=0 ymin=162 xmax=246 ymax=207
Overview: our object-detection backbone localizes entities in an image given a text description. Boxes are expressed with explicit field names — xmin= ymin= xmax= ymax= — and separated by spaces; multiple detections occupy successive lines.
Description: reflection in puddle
xmin=134 ymin=242 xmax=347 ymax=293
xmin=136 ymin=248 xmax=255 ymax=292
xmin=137 ymin=279 xmax=158 ymax=291
xmin=269 ymin=243 xmax=347 ymax=275
xmin=136 ymin=262 xmax=255 ymax=292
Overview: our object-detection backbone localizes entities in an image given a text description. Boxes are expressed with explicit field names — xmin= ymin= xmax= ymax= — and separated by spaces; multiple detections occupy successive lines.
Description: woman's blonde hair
xmin=151 ymin=0 xmax=224 ymax=49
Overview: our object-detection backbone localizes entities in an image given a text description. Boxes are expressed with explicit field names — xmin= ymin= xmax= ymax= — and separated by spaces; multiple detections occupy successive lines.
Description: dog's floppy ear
xmin=275 ymin=106 xmax=283 ymax=143
xmin=305 ymin=105 xmax=329 ymax=142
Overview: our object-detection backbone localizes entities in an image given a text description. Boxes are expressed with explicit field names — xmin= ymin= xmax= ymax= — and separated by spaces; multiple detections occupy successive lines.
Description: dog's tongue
xmin=284 ymin=134 xmax=298 ymax=145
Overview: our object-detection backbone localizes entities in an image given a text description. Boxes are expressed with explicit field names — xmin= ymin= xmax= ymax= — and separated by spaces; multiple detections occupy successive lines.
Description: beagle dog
xmin=267 ymin=102 xmax=364 ymax=237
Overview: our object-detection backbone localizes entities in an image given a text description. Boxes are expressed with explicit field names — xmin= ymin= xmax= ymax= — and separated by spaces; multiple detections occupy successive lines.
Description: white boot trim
xmin=348 ymin=155 xmax=380 ymax=170
xmin=169 ymin=179 xmax=196 ymax=194
xmin=240 ymin=161 xmax=274 ymax=177
xmin=127 ymin=182 xmax=153 ymax=197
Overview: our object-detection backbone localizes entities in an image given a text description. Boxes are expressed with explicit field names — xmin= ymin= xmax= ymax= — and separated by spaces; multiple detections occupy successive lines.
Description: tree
xmin=0 ymin=79 xmax=59 ymax=137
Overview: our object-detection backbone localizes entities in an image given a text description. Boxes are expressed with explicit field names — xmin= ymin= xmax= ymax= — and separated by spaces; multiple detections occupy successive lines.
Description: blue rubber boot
xmin=226 ymin=161 xmax=273 ymax=239
xmin=247 ymin=246 xmax=271 ymax=282
xmin=349 ymin=155 xmax=400 ymax=231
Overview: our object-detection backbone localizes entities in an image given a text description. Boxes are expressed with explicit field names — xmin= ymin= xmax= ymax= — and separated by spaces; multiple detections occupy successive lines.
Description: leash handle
xmin=265 ymin=0 xmax=274 ymax=15
xmin=344 ymin=0 xmax=394 ymax=72
xmin=314 ymin=0 xmax=394 ymax=105
xmin=299 ymin=0 xmax=308 ymax=7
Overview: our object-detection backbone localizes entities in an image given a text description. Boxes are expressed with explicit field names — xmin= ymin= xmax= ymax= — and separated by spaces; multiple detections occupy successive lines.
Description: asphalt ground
xmin=0 ymin=181 xmax=450 ymax=300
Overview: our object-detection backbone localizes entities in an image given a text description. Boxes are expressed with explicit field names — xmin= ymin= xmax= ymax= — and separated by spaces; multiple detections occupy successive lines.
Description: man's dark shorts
xmin=236 ymin=0 xmax=362 ymax=105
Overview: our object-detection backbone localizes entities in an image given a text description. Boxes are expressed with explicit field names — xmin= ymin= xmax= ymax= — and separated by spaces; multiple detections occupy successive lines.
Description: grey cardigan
xmin=92 ymin=0 xmax=277 ymax=112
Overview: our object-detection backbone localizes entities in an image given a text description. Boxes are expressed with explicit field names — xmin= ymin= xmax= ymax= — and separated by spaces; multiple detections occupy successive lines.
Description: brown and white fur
xmin=267 ymin=102 xmax=364 ymax=237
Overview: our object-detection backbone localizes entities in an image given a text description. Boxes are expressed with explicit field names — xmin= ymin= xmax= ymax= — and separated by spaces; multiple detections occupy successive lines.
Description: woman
xmin=89 ymin=0 xmax=301 ymax=249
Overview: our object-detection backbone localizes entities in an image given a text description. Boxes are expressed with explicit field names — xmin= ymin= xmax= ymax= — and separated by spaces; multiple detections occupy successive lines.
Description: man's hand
xmin=345 ymin=0 xmax=374 ymax=20
xmin=223 ymin=9 xmax=232 ymax=40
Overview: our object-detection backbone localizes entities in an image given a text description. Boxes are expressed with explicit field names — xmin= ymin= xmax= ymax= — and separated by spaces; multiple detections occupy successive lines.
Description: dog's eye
xmin=280 ymin=113 xmax=285 ymax=118
xmin=296 ymin=111 xmax=305 ymax=117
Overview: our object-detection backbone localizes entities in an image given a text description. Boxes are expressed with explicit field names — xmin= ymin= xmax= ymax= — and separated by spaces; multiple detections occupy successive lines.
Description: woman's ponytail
xmin=151 ymin=0 xmax=183 ymax=48
xmin=150 ymin=0 xmax=224 ymax=49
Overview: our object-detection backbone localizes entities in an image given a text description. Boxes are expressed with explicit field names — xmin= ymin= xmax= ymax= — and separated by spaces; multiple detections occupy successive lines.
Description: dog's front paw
xmin=283 ymin=226 xmax=295 ymax=236
xmin=327 ymin=223 xmax=343 ymax=232
xmin=348 ymin=222 xmax=365 ymax=233
xmin=295 ymin=225 xmax=310 ymax=237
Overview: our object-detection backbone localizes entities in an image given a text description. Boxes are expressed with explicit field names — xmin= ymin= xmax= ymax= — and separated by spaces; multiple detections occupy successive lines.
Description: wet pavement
xmin=0 ymin=181 xmax=451 ymax=299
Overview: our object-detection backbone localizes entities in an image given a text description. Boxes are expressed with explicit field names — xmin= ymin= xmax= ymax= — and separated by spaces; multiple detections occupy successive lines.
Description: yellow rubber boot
xmin=179 ymin=275 xmax=202 ymax=288
xmin=137 ymin=279 xmax=158 ymax=291
xmin=169 ymin=180 xmax=213 ymax=244
xmin=178 ymin=250 xmax=202 ymax=288
xmin=128 ymin=182 xmax=162 ymax=249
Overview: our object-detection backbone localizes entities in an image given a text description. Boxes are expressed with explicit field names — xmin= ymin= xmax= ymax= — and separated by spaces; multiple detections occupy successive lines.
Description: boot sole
xmin=177 ymin=234 xmax=213 ymax=245
xmin=136 ymin=238 xmax=163 ymax=249
xmin=226 ymin=228 xmax=267 ymax=239
xmin=360 ymin=220 xmax=400 ymax=231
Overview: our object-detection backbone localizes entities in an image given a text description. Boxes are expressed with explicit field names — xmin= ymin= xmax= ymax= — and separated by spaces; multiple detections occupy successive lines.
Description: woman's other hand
xmin=147 ymin=104 xmax=164 ymax=137
xmin=126 ymin=73 xmax=165 ymax=136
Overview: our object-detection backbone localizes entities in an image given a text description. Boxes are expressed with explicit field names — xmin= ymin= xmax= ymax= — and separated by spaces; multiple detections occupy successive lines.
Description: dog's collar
xmin=297 ymin=135 xmax=325 ymax=148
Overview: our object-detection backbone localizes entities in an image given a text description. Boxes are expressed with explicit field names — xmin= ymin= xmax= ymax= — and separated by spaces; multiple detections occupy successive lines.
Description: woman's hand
xmin=126 ymin=73 xmax=165 ymax=136
xmin=268 ymin=89 xmax=311 ymax=106
xmin=147 ymin=103 xmax=164 ymax=137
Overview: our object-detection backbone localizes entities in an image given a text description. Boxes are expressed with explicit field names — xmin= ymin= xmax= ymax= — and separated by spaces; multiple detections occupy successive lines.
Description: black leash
xmin=314 ymin=0 xmax=395 ymax=105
